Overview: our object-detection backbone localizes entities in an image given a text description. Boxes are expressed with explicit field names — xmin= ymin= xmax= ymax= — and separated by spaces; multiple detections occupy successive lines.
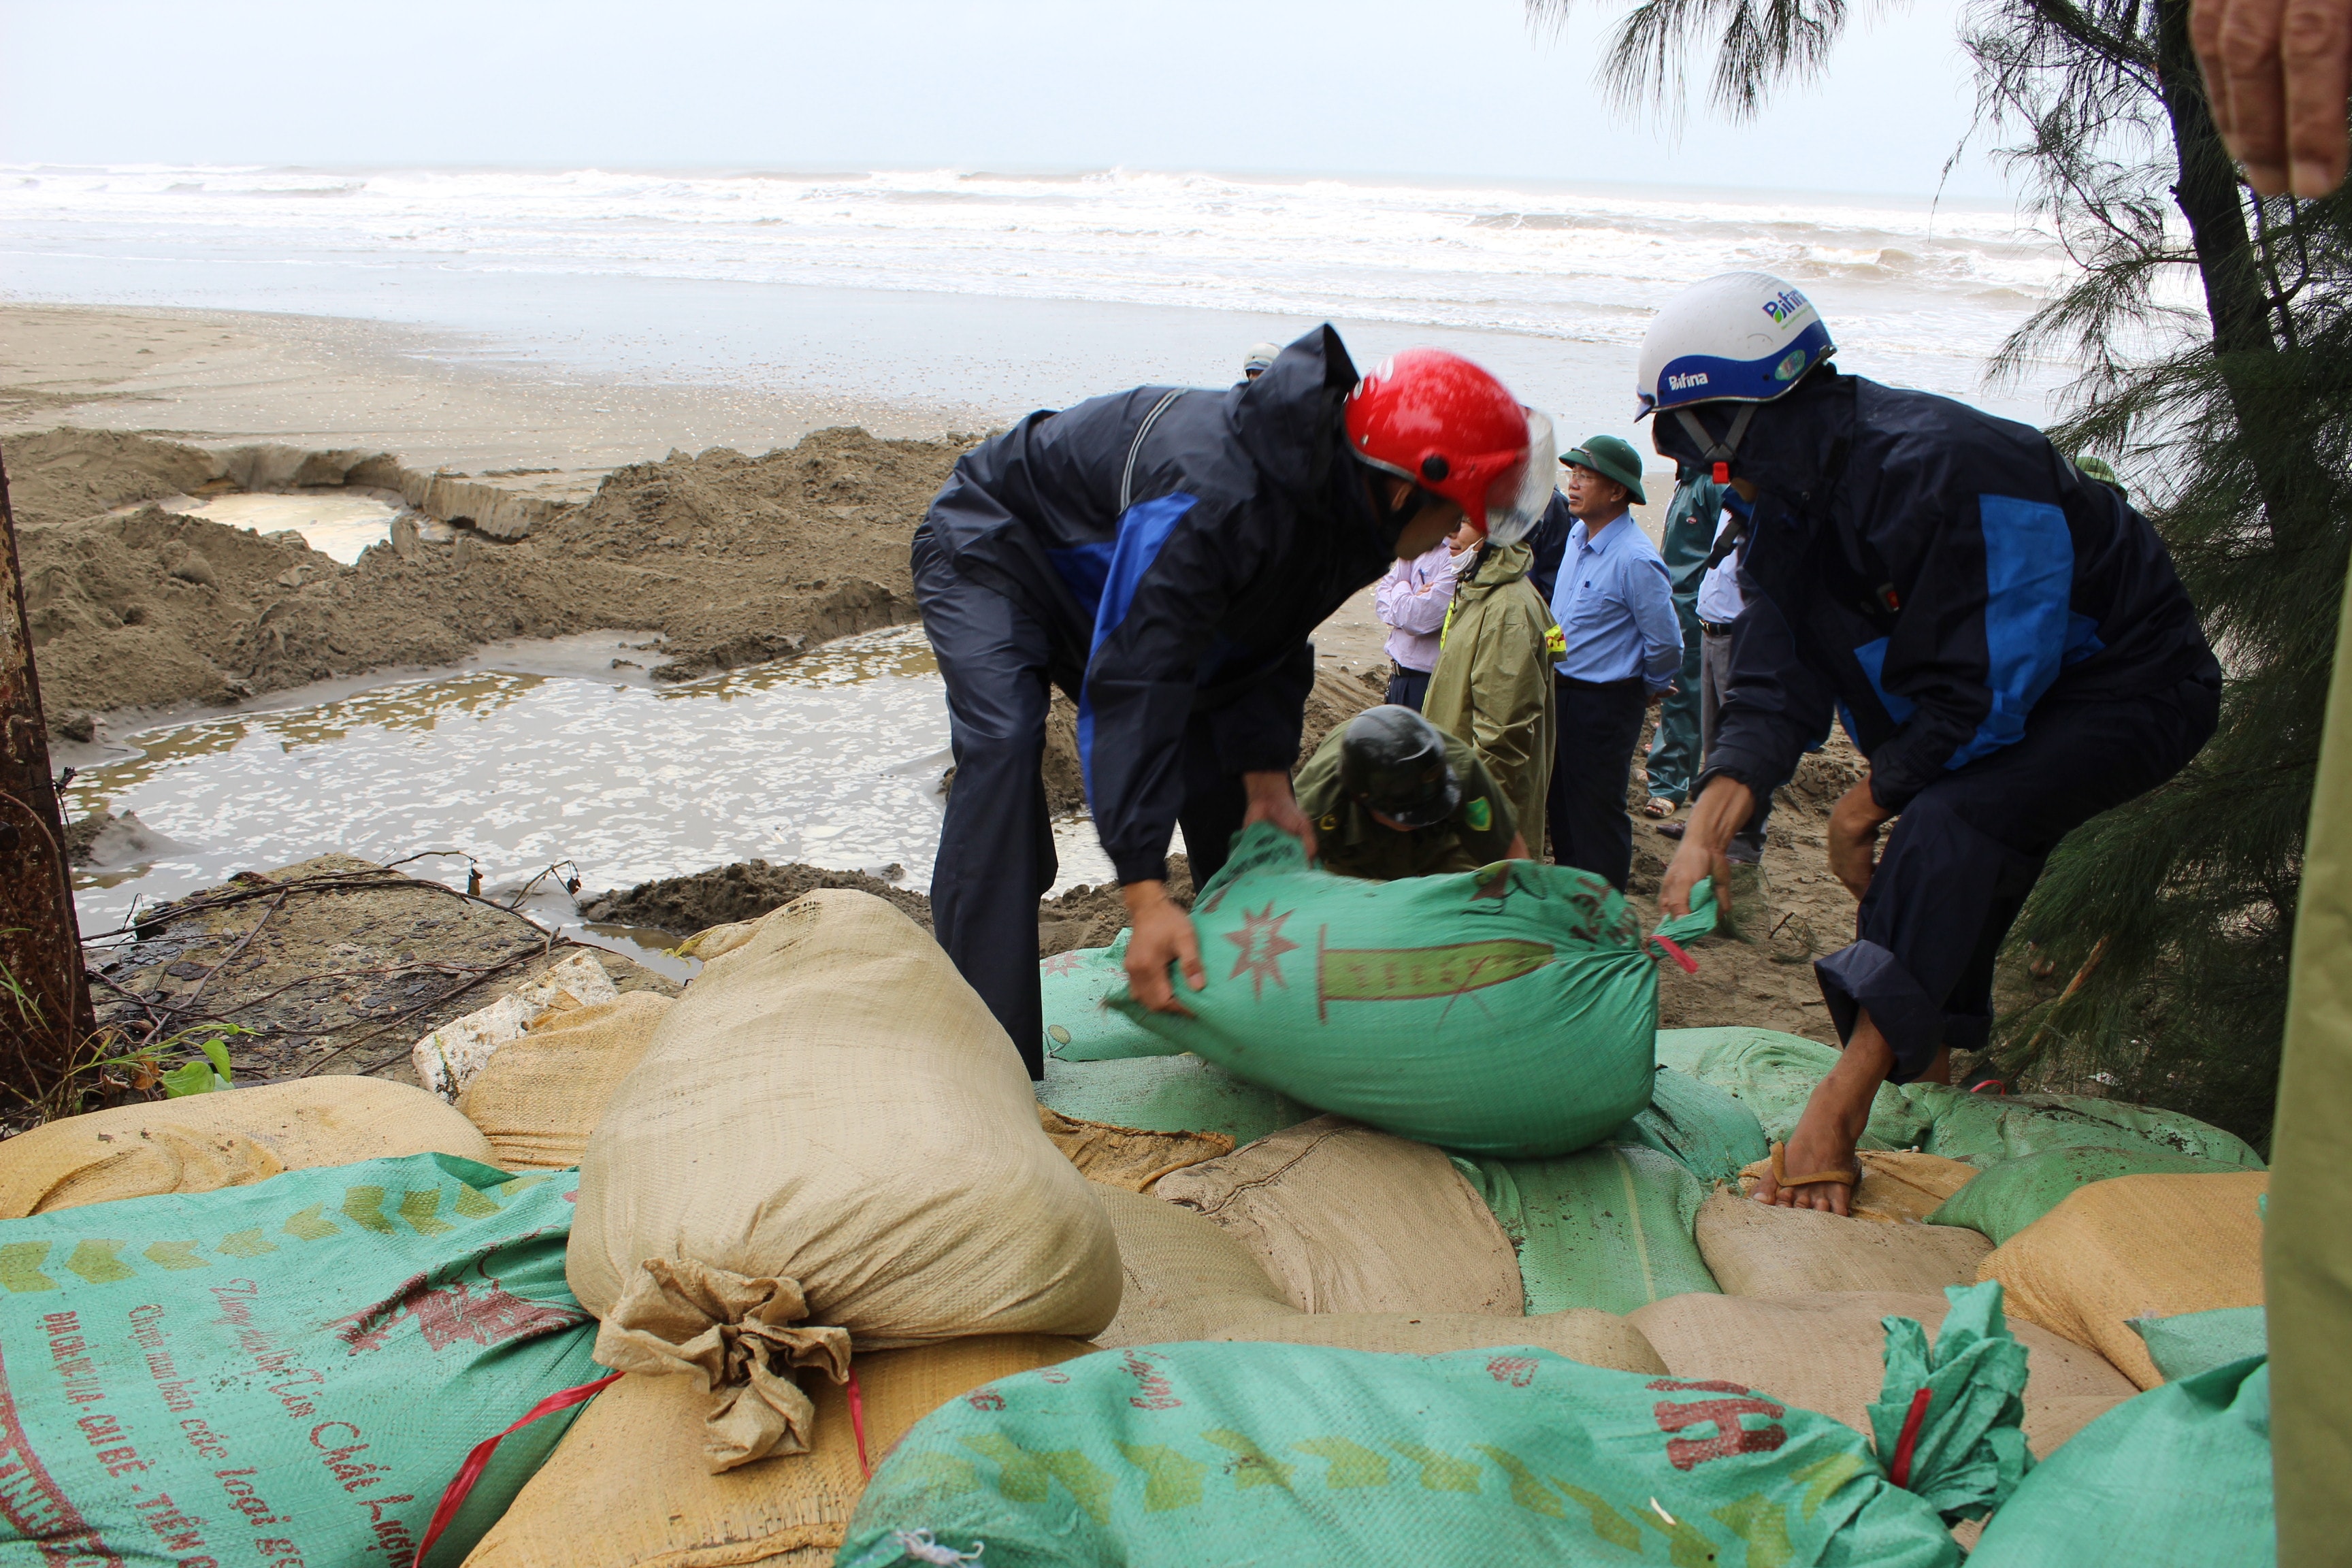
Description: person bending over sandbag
xmin=915 ymin=331 xmax=1558 ymax=1066
xmin=1294 ymin=704 xmax=1529 ymax=881
xmin=1638 ymin=272 xmax=2219 ymax=1215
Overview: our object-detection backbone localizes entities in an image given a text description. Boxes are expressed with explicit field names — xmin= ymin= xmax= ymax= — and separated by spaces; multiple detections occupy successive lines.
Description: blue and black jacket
xmin=1657 ymin=371 xmax=2218 ymax=811
xmin=921 ymin=326 xmax=1394 ymax=885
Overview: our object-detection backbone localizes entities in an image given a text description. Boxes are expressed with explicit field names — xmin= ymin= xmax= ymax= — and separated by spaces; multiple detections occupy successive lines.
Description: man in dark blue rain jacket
xmin=1635 ymin=273 xmax=2219 ymax=1211
xmin=914 ymin=329 xmax=1557 ymax=1075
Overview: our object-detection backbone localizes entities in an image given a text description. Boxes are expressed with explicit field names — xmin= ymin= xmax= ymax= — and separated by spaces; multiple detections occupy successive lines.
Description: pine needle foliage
xmin=1532 ymin=0 xmax=2352 ymax=1145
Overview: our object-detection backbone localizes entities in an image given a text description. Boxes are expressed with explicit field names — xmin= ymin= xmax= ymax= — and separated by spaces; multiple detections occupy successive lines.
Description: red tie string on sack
xmin=1886 ymin=1386 xmax=1935 ymax=1489
xmin=1648 ymin=934 xmax=1699 ymax=974
xmin=847 ymin=1361 xmax=872 ymax=1480
xmin=414 ymin=1371 xmax=623 ymax=1567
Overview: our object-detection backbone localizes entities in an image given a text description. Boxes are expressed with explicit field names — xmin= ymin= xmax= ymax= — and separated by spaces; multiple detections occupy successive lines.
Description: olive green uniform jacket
xmin=1294 ymin=726 xmax=1518 ymax=881
xmin=1422 ymin=541 xmax=1558 ymax=855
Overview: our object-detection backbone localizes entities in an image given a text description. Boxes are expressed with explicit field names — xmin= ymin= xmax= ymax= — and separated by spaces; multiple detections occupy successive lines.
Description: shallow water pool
xmin=67 ymin=626 xmax=1125 ymax=973
xmin=180 ymin=491 xmax=402 ymax=563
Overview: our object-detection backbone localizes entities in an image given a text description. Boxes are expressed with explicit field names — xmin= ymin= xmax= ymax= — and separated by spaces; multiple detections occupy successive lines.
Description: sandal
xmin=1769 ymin=1141 xmax=1861 ymax=1194
xmin=1641 ymin=798 xmax=1678 ymax=819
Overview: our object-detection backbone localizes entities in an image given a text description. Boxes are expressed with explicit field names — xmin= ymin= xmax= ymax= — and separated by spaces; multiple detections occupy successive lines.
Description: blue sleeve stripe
xmin=1948 ymin=493 xmax=2074 ymax=769
xmin=1075 ymin=492 xmax=1200 ymax=811
xmin=1852 ymin=638 xmax=1916 ymax=725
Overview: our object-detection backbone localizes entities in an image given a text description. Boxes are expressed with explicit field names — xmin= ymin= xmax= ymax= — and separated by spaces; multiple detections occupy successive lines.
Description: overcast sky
xmin=0 ymin=0 xmax=2008 ymax=199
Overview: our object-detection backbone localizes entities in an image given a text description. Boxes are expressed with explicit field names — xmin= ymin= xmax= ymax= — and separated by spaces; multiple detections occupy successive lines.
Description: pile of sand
xmin=15 ymin=426 xmax=967 ymax=725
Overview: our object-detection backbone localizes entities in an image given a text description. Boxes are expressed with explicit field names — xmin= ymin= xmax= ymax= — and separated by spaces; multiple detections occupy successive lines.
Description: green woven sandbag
xmin=1454 ymin=1145 xmax=1720 ymax=1315
xmin=0 ymin=1153 xmax=600 ymax=1568
xmin=837 ymin=1335 xmax=2008 ymax=1568
xmin=1967 ymin=1357 xmax=2272 ymax=1567
xmin=1038 ymin=1051 xmax=1313 ymax=1147
xmin=1899 ymin=1084 xmax=2266 ymax=1171
xmin=1113 ymin=825 xmax=1714 ymax=1158
xmin=1669 ymin=1026 xmax=1933 ymax=1149
xmin=1040 ymin=934 xmax=1179 ymax=1062
xmin=1925 ymin=1145 xmax=2221 ymax=1245
xmin=1607 ymin=1066 xmax=1771 ymax=1184
xmin=2129 ymin=1306 xmax=2268 ymax=1383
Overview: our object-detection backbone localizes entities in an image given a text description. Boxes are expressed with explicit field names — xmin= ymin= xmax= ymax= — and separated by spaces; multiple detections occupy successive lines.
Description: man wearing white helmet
xmin=1638 ymin=272 xmax=2221 ymax=1214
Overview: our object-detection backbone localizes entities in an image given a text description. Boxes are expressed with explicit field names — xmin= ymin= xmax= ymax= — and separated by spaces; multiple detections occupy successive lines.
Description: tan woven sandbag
xmin=1737 ymin=1149 xmax=1981 ymax=1225
xmin=1695 ymin=1188 xmax=1993 ymax=1297
xmin=1090 ymin=1182 xmax=1665 ymax=1371
xmin=0 ymin=1077 xmax=495 ymax=1218
xmin=1628 ymin=1289 xmax=2136 ymax=1460
xmin=1040 ymin=1107 xmax=1233 ymax=1192
xmin=461 ymin=1335 xmax=1092 ymax=1568
xmin=568 ymin=891 xmax=1122 ymax=1471
xmin=1154 ymin=1115 xmax=1523 ymax=1317
xmin=457 ymin=992 xmax=674 ymax=1170
xmin=1091 ymin=1181 xmax=1294 ymax=1347
xmin=1218 ymin=1309 xmax=1670 ymax=1372
xmin=1978 ymin=1169 xmax=2268 ymax=1388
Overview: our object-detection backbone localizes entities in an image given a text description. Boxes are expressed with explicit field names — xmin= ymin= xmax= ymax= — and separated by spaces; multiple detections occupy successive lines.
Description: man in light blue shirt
xmin=1545 ymin=434 xmax=1683 ymax=889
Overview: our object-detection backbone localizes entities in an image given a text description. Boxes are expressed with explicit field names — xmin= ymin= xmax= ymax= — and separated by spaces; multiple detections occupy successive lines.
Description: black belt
xmin=1701 ymin=621 xmax=1736 ymax=638
xmin=1554 ymin=673 xmax=1643 ymax=693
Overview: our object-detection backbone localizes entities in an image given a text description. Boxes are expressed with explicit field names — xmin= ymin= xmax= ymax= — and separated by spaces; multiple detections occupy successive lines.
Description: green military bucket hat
xmin=1562 ymin=433 xmax=1648 ymax=504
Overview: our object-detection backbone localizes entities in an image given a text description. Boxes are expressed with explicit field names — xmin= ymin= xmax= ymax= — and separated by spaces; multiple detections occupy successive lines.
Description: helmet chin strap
xmin=1364 ymin=466 xmax=1439 ymax=552
xmin=1674 ymin=404 xmax=1756 ymax=486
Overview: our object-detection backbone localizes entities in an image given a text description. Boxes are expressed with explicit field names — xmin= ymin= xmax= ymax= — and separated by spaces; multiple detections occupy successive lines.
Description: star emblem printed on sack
xmin=1224 ymin=904 xmax=1299 ymax=998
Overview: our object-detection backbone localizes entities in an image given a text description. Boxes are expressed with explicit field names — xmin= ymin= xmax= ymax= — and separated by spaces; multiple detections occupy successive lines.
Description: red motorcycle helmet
xmin=1343 ymin=348 xmax=1556 ymax=544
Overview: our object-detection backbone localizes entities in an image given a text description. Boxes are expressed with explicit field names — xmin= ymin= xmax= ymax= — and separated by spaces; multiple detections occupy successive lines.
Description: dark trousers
xmin=1384 ymin=664 xmax=1431 ymax=711
xmin=913 ymin=525 xmax=1245 ymax=1079
xmin=1815 ymin=674 xmax=2221 ymax=1082
xmin=1547 ymin=674 xmax=1648 ymax=891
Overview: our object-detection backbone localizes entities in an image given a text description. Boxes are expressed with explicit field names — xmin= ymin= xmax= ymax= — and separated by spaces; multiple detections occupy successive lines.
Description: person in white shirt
xmin=1694 ymin=499 xmax=1770 ymax=864
xmin=1371 ymin=525 xmax=1473 ymax=708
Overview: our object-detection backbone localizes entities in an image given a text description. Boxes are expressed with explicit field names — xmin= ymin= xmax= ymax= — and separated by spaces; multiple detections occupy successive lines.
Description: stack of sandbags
xmin=1630 ymin=1288 xmax=2140 ymax=1460
xmin=1107 ymin=825 xmax=1715 ymax=1157
xmin=1153 ymin=1115 xmax=1525 ymax=1316
xmin=0 ymin=1075 xmax=495 ymax=1216
xmin=1092 ymin=1180 xmax=1665 ymax=1370
xmin=566 ymin=890 xmax=1122 ymax=1470
xmin=1974 ymin=1170 xmax=2267 ymax=1388
xmin=1697 ymin=1188 xmax=1996 ymax=1296
xmin=457 ymin=992 xmax=674 ymax=1170
xmin=465 ymin=1335 xmax=1094 ymax=1568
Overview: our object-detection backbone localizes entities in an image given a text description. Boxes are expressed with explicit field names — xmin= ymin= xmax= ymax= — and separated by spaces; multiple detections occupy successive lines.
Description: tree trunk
xmin=2155 ymin=0 xmax=2315 ymax=536
xmin=0 ymin=441 xmax=97 ymax=1109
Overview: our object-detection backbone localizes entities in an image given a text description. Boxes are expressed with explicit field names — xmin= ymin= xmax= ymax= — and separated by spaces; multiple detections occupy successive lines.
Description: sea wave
xmin=0 ymin=161 xmax=2066 ymax=359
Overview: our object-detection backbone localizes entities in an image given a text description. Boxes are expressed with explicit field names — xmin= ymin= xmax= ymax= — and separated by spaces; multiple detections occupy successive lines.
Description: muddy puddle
xmin=174 ymin=491 xmax=406 ymax=564
xmin=66 ymin=625 xmax=1125 ymax=977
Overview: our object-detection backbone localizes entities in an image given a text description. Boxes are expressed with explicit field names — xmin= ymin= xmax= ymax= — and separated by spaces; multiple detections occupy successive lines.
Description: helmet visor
xmin=1482 ymin=408 xmax=1557 ymax=545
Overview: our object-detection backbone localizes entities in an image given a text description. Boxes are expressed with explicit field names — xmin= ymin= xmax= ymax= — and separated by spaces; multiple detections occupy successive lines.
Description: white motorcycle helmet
xmin=1634 ymin=272 xmax=1836 ymax=478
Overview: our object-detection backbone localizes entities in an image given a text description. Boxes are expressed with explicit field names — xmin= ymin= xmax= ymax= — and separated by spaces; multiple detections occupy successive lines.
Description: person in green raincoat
xmin=1422 ymin=519 xmax=1560 ymax=856
xmin=1642 ymin=461 xmax=1724 ymax=823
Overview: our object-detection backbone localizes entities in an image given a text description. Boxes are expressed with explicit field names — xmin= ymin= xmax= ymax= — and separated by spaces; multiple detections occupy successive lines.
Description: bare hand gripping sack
xmin=566 ymin=890 xmax=1123 ymax=1471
